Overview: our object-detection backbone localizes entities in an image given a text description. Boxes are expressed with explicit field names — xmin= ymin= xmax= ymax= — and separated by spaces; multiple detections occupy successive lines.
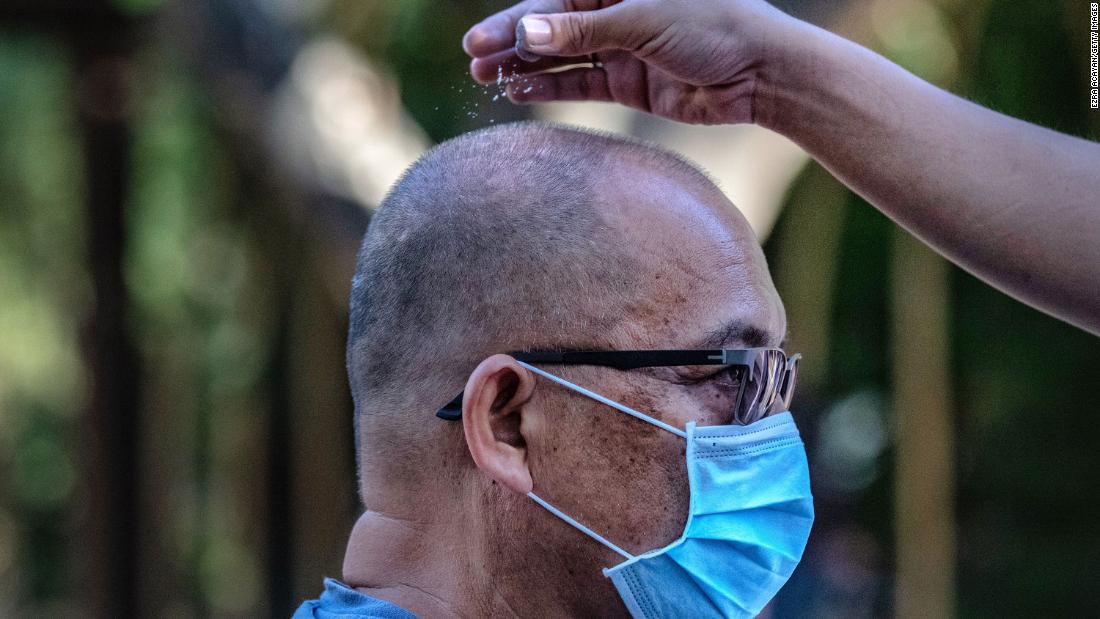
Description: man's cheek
xmin=599 ymin=437 xmax=690 ymax=554
xmin=591 ymin=392 xmax=693 ymax=553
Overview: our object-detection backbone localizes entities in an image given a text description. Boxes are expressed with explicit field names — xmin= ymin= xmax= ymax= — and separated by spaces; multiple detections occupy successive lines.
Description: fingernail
xmin=520 ymin=17 xmax=552 ymax=46
xmin=515 ymin=44 xmax=541 ymax=63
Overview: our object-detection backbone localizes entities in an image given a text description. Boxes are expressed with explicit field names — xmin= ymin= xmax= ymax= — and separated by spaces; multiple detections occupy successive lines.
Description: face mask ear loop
xmin=516 ymin=360 xmax=688 ymax=438
xmin=527 ymin=492 xmax=636 ymax=561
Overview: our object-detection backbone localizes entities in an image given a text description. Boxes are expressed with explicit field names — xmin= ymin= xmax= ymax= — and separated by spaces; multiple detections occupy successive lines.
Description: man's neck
xmin=342 ymin=507 xmax=519 ymax=619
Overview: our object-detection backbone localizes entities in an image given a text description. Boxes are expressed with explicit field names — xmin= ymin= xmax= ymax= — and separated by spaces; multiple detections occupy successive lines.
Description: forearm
xmin=757 ymin=19 xmax=1100 ymax=335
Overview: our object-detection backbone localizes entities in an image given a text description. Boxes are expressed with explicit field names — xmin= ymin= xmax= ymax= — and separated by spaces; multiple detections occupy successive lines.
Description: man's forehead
xmin=606 ymin=244 xmax=786 ymax=352
xmin=596 ymin=174 xmax=785 ymax=349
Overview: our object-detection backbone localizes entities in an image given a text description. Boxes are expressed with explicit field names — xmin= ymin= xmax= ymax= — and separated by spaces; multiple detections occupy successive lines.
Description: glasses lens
xmin=780 ymin=354 xmax=800 ymax=410
xmin=732 ymin=349 xmax=787 ymax=425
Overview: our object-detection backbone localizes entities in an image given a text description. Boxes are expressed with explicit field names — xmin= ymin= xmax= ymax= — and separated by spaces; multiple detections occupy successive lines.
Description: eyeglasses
xmin=436 ymin=348 xmax=801 ymax=426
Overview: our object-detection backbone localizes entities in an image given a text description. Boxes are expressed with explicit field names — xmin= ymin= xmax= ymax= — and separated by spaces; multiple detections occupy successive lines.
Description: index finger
xmin=463 ymin=0 xmax=545 ymax=58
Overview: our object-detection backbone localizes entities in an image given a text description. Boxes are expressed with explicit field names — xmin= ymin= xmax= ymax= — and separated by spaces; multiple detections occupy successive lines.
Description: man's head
xmin=346 ymin=122 xmax=786 ymax=615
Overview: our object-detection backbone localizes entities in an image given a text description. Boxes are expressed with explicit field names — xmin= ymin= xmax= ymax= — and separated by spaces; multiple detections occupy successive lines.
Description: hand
xmin=463 ymin=0 xmax=802 ymax=125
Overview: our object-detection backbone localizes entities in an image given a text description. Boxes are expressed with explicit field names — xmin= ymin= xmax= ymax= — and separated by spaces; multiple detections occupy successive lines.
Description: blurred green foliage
xmin=0 ymin=33 xmax=86 ymax=603
xmin=954 ymin=1 xmax=1100 ymax=615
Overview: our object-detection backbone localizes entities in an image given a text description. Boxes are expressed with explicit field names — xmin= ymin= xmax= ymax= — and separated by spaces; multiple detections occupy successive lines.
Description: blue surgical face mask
xmin=516 ymin=361 xmax=814 ymax=619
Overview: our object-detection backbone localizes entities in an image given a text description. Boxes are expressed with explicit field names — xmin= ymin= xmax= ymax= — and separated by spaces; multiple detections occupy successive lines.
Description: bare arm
xmin=760 ymin=23 xmax=1100 ymax=335
xmin=464 ymin=0 xmax=1100 ymax=335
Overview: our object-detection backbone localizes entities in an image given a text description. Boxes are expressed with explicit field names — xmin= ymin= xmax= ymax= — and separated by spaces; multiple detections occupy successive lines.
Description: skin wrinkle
xmin=395 ymin=582 xmax=468 ymax=619
xmin=490 ymin=581 xmax=523 ymax=619
xmin=361 ymin=510 xmax=428 ymax=532
xmin=342 ymin=123 xmax=785 ymax=618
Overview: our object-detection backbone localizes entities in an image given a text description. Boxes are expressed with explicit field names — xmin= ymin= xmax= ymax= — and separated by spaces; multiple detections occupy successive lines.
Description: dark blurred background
xmin=0 ymin=0 xmax=1097 ymax=617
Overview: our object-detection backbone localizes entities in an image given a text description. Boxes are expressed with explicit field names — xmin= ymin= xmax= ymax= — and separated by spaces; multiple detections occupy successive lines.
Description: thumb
xmin=517 ymin=4 xmax=656 ymax=57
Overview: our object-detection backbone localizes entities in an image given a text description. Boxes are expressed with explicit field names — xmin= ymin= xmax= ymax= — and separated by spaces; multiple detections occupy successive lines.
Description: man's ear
xmin=462 ymin=354 xmax=536 ymax=494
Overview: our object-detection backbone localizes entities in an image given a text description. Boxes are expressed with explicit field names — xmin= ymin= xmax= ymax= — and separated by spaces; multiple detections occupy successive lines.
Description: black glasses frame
xmin=436 ymin=348 xmax=801 ymax=423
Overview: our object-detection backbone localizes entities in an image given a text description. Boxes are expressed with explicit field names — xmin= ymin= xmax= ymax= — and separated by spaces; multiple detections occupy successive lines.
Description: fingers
xmin=516 ymin=3 xmax=656 ymax=57
xmin=505 ymin=67 xmax=613 ymax=104
xmin=463 ymin=0 xmax=540 ymax=58
xmin=470 ymin=48 xmax=590 ymax=85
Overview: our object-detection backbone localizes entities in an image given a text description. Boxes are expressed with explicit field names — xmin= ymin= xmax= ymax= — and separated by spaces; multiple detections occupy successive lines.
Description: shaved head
xmin=347 ymin=122 xmax=760 ymax=484
xmin=342 ymin=121 xmax=786 ymax=617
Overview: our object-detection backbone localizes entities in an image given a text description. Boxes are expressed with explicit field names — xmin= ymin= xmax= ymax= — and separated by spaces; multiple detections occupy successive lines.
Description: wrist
xmin=752 ymin=16 xmax=828 ymax=132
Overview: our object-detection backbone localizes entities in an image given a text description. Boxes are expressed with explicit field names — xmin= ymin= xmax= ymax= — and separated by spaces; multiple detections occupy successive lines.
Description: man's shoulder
xmin=292 ymin=578 xmax=418 ymax=619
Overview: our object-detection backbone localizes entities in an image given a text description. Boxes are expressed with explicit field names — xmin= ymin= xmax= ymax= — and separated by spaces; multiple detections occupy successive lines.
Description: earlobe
xmin=461 ymin=354 xmax=535 ymax=494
